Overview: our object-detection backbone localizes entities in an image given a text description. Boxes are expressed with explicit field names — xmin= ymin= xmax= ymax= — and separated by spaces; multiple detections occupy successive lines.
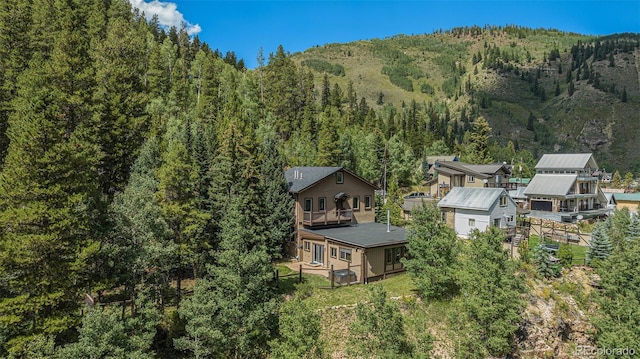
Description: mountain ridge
xmin=291 ymin=27 xmax=640 ymax=172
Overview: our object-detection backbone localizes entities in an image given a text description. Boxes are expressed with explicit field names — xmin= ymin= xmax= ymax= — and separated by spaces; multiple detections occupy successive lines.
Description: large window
xmin=385 ymin=246 xmax=405 ymax=271
xmin=364 ymin=195 xmax=372 ymax=209
xmin=304 ymin=198 xmax=312 ymax=212
xmin=352 ymin=196 xmax=360 ymax=210
xmin=318 ymin=197 xmax=326 ymax=212
xmin=339 ymin=248 xmax=352 ymax=261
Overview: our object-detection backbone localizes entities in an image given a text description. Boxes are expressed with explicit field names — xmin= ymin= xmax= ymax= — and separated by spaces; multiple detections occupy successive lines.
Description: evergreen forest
xmin=0 ymin=1 xmax=638 ymax=358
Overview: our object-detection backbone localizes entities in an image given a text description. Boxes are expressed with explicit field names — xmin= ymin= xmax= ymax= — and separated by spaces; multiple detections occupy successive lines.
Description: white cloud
xmin=129 ymin=0 xmax=201 ymax=36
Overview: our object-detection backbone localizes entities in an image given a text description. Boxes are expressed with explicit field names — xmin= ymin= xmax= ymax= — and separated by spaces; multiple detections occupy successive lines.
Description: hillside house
xmin=285 ymin=167 xmax=407 ymax=283
xmin=613 ymin=192 xmax=640 ymax=214
xmin=437 ymin=187 xmax=517 ymax=239
xmin=523 ymin=153 xmax=607 ymax=213
xmin=427 ymin=161 xmax=512 ymax=198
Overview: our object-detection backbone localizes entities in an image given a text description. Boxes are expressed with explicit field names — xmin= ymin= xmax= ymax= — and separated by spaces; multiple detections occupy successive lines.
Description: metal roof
xmin=523 ymin=174 xmax=577 ymax=196
xmin=302 ymin=222 xmax=407 ymax=248
xmin=437 ymin=187 xmax=509 ymax=211
xmin=465 ymin=164 xmax=511 ymax=175
xmin=434 ymin=161 xmax=490 ymax=178
xmin=535 ymin=153 xmax=596 ymax=170
xmin=613 ymin=193 xmax=640 ymax=202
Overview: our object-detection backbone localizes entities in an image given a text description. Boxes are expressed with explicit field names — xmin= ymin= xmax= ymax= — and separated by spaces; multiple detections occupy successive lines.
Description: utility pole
xmin=383 ymin=143 xmax=388 ymax=204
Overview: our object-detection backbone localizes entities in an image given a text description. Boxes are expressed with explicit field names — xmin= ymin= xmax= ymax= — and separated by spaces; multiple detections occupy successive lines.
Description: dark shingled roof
xmin=285 ymin=167 xmax=342 ymax=193
xmin=302 ymin=222 xmax=407 ymax=249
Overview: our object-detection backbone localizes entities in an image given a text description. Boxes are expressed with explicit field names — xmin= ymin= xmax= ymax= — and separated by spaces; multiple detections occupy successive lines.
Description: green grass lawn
xmin=275 ymin=261 xmax=417 ymax=309
xmin=304 ymin=273 xmax=416 ymax=309
xmin=528 ymin=235 xmax=588 ymax=266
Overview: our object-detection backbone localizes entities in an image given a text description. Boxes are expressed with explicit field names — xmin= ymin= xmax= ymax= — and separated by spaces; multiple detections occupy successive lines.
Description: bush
xmin=557 ymin=244 xmax=573 ymax=267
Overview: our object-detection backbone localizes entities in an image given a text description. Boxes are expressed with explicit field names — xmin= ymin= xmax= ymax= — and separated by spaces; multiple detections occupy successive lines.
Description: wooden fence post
xmin=330 ymin=264 xmax=334 ymax=290
xmin=299 ymin=264 xmax=302 ymax=283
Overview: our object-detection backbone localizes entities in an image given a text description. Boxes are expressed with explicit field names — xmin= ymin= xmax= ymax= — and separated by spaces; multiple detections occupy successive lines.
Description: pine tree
xmin=455 ymin=228 xmax=525 ymax=357
xmin=466 ymin=116 xmax=493 ymax=164
xmin=611 ymin=170 xmax=622 ymax=188
xmin=315 ymin=108 xmax=341 ymax=166
xmin=593 ymin=236 xmax=640 ymax=351
xmin=0 ymin=4 xmax=101 ymax=352
xmin=176 ymin=192 xmax=277 ymax=358
xmin=586 ymin=221 xmax=612 ymax=265
xmin=106 ymin=138 xmax=175 ymax=307
xmin=533 ymin=244 xmax=558 ymax=278
xmin=92 ymin=3 xmax=149 ymax=195
xmin=257 ymin=133 xmax=294 ymax=261
xmin=402 ymin=201 xmax=460 ymax=299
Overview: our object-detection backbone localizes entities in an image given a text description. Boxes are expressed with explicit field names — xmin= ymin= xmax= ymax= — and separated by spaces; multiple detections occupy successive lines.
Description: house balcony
xmin=303 ymin=209 xmax=352 ymax=226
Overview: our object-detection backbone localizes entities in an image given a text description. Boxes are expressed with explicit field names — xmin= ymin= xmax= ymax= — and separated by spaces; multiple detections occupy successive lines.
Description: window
xmin=304 ymin=198 xmax=312 ymax=212
xmin=339 ymin=248 xmax=352 ymax=261
xmin=336 ymin=171 xmax=344 ymax=184
xmin=494 ymin=218 xmax=501 ymax=227
xmin=364 ymin=195 xmax=372 ymax=209
xmin=500 ymin=195 xmax=507 ymax=207
xmin=304 ymin=241 xmax=310 ymax=251
xmin=468 ymin=218 xmax=475 ymax=227
xmin=318 ymin=197 xmax=326 ymax=212
xmin=385 ymin=246 xmax=406 ymax=271
xmin=352 ymin=196 xmax=359 ymax=210
xmin=467 ymin=175 xmax=475 ymax=183
xmin=330 ymin=247 xmax=337 ymax=258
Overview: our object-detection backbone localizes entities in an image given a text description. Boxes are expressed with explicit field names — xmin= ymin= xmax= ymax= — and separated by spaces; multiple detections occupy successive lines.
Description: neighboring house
xmin=401 ymin=195 xmax=435 ymax=220
xmin=523 ymin=153 xmax=607 ymax=212
xmin=613 ymin=192 xmax=640 ymax=214
xmin=437 ymin=187 xmax=517 ymax=239
xmin=423 ymin=155 xmax=458 ymax=180
xmin=508 ymin=186 xmax=529 ymax=208
xmin=427 ymin=161 xmax=512 ymax=198
xmin=285 ymin=166 xmax=407 ymax=283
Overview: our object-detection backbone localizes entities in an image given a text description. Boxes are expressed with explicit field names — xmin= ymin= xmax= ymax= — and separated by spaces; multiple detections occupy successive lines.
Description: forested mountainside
xmin=0 ymin=1 xmax=639 ymax=358
xmin=293 ymin=27 xmax=640 ymax=173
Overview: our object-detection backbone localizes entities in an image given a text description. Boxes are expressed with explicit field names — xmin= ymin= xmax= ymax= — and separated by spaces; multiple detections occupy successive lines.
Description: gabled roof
xmin=535 ymin=153 xmax=597 ymax=170
xmin=302 ymin=222 xmax=407 ymax=248
xmin=523 ymin=174 xmax=577 ymax=196
xmin=285 ymin=166 xmax=377 ymax=194
xmin=433 ymin=161 xmax=490 ymax=179
xmin=465 ymin=163 xmax=512 ymax=176
xmin=285 ymin=167 xmax=342 ymax=193
xmin=437 ymin=187 xmax=511 ymax=211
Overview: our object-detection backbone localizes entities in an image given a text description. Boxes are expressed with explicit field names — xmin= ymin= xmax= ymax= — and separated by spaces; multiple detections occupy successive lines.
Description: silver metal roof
xmin=523 ymin=174 xmax=577 ymax=196
xmin=437 ymin=187 xmax=509 ymax=211
xmin=535 ymin=153 xmax=596 ymax=170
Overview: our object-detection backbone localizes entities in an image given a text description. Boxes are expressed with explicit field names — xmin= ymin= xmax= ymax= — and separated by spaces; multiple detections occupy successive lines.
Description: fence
xmin=528 ymin=217 xmax=591 ymax=247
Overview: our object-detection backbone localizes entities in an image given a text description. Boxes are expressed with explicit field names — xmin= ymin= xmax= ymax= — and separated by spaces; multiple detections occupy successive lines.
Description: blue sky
xmin=130 ymin=1 xmax=640 ymax=68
